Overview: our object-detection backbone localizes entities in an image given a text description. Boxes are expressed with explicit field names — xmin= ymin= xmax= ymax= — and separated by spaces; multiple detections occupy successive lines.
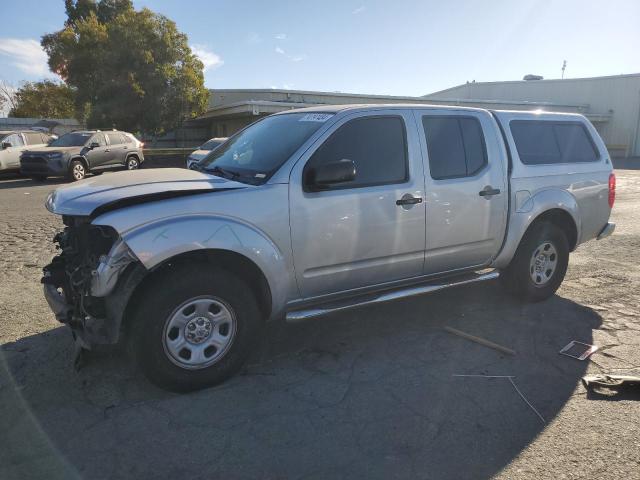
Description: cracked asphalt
xmin=1 ymin=170 xmax=639 ymax=480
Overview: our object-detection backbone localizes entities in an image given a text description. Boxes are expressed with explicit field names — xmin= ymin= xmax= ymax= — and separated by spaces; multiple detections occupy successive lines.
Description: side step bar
xmin=285 ymin=270 xmax=500 ymax=322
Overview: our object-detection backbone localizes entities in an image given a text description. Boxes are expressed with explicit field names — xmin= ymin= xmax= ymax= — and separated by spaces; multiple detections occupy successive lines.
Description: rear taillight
xmin=608 ymin=173 xmax=616 ymax=208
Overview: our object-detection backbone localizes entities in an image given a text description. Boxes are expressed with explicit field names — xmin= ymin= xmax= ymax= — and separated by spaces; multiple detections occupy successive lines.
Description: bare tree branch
xmin=0 ymin=80 xmax=18 ymax=115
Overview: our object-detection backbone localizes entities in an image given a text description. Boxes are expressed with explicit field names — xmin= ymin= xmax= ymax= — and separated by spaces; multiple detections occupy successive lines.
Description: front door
xmin=289 ymin=110 xmax=426 ymax=299
xmin=415 ymin=109 xmax=508 ymax=274
xmin=84 ymin=133 xmax=110 ymax=169
xmin=0 ymin=133 xmax=27 ymax=170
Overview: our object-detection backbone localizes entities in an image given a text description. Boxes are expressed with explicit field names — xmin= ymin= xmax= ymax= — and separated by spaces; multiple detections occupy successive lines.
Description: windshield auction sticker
xmin=299 ymin=113 xmax=333 ymax=122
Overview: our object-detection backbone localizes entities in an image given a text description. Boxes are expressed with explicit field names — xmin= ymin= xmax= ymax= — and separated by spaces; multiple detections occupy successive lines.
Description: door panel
xmin=416 ymin=109 xmax=508 ymax=274
xmin=289 ymin=110 xmax=426 ymax=298
xmin=105 ymin=132 xmax=126 ymax=165
xmin=85 ymin=133 xmax=110 ymax=169
xmin=1 ymin=134 xmax=27 ymax=169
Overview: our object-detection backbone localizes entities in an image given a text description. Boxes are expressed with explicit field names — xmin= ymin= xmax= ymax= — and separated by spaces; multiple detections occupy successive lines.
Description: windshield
xmin=200 ymin=139 xmax=223 ymax=151
xmin=49 ymin=132 xmax=92 ymax=147
xmin=200 ymin=113 xmax=332 ymax=183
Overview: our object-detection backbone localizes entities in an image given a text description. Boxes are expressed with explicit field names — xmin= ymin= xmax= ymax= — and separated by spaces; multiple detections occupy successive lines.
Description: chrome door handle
xmin=479 ymin=186 xmax=500 ymax=197
xmin=396 ymin=194 xmax=423 ymax=206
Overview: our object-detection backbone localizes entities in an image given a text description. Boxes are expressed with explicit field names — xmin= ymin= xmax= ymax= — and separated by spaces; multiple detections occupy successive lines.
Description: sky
xmin=0 ymin=0 xmax=639 ymax=101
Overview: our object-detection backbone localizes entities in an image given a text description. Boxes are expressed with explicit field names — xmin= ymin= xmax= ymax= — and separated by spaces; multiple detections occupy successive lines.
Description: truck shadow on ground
xmin=1 ymin=281 xmax=601 ymax=480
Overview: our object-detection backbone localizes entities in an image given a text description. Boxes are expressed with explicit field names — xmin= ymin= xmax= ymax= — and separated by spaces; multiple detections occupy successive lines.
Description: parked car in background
xmin=20 ymin=129 xmax=144 ymax=181
xmin=42 ymin=105 xmax=614 ymax=392
xmin=186 ymin=137 xmax=227 ymax=169
xmin=0 ymin=130 xmax=53 ymax=173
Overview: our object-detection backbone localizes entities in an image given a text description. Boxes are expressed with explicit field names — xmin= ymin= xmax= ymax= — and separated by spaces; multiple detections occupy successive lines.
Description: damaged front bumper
xmin=42 ymin=218 xmax=141 ymax=347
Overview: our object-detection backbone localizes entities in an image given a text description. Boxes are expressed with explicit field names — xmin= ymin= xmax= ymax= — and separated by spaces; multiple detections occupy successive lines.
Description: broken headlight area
xmin=42 ymin=216 xmax=130 ymax=343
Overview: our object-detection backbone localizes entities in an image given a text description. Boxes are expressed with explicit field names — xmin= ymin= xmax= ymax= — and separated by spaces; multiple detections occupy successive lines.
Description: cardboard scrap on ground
xmin=582 ymin=374 xmax=640 ymax=390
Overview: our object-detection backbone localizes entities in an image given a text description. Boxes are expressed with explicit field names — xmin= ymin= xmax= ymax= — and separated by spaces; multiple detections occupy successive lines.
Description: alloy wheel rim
xmin=128 ymin=158 xmax=138 ymax=169
xmin=162 ymin=296 xmax=237 ymax=370
xmin=73 ymin=164 xmax=85 ymax=180
xmin=529 ymin=241 xmax=558 ymax=286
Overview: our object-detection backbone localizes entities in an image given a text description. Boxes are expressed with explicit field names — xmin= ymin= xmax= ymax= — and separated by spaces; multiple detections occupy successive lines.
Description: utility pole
xmin=561 ymin=60 xmax=567 ymax=79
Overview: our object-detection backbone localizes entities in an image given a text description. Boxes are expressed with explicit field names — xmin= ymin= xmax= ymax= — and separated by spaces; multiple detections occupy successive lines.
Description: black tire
xmin=130 ymin=264 xmax=263 ymax=392
xmin=500 ymin=221 xmax=569 ymax=302
xmin=68 ymin=159 xmax=86 ymax=181
xmin=126 ymin=156 xmax=140 ymax=170
xmin=31 ymin=175 xmax=47 ymax=182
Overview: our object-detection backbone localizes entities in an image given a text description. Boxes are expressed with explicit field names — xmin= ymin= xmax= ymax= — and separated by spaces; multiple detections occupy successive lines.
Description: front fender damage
xmin=91 ymin=239 xmax=138 ymax=297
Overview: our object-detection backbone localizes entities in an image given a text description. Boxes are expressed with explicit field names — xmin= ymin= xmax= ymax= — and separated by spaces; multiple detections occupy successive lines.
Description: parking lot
xmin=1 ymin=170 xmax=639 ymax=479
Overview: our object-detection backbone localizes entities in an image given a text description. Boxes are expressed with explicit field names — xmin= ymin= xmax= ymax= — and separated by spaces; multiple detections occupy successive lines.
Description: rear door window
xmin=510 ymin=120 xmax=598 ymax=165
xmin=422 ymin=116 xmax=487 ymax=179
xmin=25 ymin=132 xmax=44 ymax=145
xmin=106 ymin=132 xmax=122 ymax=145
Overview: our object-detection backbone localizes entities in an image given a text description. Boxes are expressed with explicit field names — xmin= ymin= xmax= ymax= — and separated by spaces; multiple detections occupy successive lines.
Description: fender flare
xmin=492 ymin=188 xmax=581 ymax=268
xmin=115 ymin=214 xmax=291 ymax=318
xmin=70 ymin=155 xmax=89 ymax=170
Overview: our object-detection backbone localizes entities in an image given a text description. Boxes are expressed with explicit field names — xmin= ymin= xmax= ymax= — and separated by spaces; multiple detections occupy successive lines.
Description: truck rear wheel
xmin=130 ymin=264 xmax=263 ymax=392
xmin=500 ymin=221 xmax=569 ymax=302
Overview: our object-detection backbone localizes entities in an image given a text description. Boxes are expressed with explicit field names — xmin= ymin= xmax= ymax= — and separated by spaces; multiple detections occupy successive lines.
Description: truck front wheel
xmin=131 ymin=265 xmax=263 ymax=392
xmin=500 ymin=221 xmax=569 ymax=302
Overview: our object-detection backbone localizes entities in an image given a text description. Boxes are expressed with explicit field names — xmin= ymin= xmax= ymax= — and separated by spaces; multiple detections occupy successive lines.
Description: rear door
xmin=416 ymin=109 xmax=508 ymax=274
xmin=289 ymin=109 xmax=426 ymax=298
xmin=105 ymin=132 xmax=127 ymax=165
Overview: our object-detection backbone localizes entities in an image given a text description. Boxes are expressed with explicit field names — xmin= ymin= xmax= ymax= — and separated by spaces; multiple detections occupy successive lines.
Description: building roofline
xmin=424 ymin=72 xmax=640 ymax=97
xmin=210 ymin=88 xmax=429 ymax=102
xmin=422 ymin=97 xmax=589 ymax=109
xmin=202 ymin=97 xmax=589 ymax=119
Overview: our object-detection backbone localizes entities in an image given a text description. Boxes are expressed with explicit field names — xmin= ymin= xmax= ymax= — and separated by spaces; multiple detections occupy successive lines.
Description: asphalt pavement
xmin=1 ymin=170 xmax=639 ymax=480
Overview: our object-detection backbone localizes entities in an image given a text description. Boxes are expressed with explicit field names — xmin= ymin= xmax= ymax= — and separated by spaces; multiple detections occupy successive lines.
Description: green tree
xmin=41 ymin=0 xmax=208 ymax=134
xmin=9 ymin=81 xmax=76 ymax=118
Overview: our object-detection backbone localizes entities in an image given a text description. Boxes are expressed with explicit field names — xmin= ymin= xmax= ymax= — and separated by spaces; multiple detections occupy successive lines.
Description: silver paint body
xmin=0 ymin=132 xmax=49 ymax=171
xmin=46 ymin=105 xmax=613 ymax=321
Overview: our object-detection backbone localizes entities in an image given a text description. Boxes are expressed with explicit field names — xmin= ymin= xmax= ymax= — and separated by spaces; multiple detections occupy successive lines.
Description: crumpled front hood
xmin=46 ymin=168 xmax=248 ymax=217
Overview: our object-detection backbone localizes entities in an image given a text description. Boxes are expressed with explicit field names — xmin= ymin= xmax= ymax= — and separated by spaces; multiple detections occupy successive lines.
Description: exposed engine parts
xmin=42 ymin=216 xmax=120 ymax=326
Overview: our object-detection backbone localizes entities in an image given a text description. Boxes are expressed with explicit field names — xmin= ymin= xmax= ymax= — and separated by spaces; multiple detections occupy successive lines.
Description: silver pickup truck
xmin=42 ymin=105 xmax=615 ymax=391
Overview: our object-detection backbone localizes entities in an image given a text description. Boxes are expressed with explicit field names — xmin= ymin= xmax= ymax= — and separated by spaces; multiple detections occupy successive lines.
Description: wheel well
xmin=529 ymin=209 xmax=578 ymax=250
xmin=121 ymin=249 xmax=272 ymax=333
xmin=126 ymin=153 xmax=139 ymax=161
xmin=71 ymin=156 xmax=88 ymax=170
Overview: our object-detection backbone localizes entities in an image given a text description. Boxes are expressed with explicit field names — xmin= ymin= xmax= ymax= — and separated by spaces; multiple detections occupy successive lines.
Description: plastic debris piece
xmin=559 ymin=341 xmax=598 ymax=360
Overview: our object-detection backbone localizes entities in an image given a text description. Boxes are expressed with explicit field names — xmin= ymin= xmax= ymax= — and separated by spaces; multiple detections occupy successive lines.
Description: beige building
xmin=193 ymin=74 xmax=640 ymax=157
xmin=424 ymin=73 xmax=640 ymax=158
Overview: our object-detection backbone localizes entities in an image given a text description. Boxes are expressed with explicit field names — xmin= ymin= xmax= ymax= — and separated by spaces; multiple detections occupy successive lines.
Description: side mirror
xmin=307 ymin=159 xmax=356 ymax=190
xmin=1 ymin=142 xmax=11 ymax=150
xmin=89 ymin=142 xmax=100 ymax=149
